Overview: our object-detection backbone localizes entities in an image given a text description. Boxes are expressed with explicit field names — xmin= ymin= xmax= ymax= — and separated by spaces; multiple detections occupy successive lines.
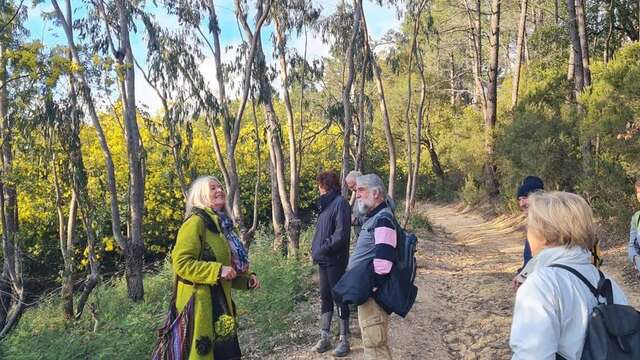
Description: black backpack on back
xmin=374 ymin=213 xmax=418 ymax=318
xmin=550 ymin=264 xmax=640 ymax=360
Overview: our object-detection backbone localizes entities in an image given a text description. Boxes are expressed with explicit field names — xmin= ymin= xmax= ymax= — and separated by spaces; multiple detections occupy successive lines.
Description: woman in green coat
xmin=173 ymin=176 xmax=260 ymax=359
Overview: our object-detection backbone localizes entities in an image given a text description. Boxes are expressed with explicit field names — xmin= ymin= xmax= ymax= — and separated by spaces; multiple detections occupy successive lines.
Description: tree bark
xmin=274 ymin=17 xmax=299 ymax=215
xmin=239 ymin=1 xmax=300 ymax=257
xmin=511 ymin=0 xmax=528 ymax=109
xmin=0 ymin=35 xmax=23 ymax=336
xmin=404 ymin=0 xmax=427 ymax=224
xmin=484 ymin=0 xmax=501 ymax=197
xmin=574 ymin=0 xmax=591 ymax=87
xmin=464 ymin=0 xmax=487 ymax=115
xmin=356 ymin=50 xmax=369 ymax=172
xmin=52 ymin=154 xmax=74 ymax=320
xmin=360 ymin=2 xmax=396 ymax=199
xmin=567 ymin=0 xmax=585 ymax=94
xmin=449 ymin=53 xmax=456 ymax=105
xmin=51 ymin=0 xmax=126 ymax=284
xmin=604 ymin=0 xmax=615 ymax=63
xmin=340 ymin=0 xmax=361 ymax=198
xmin=115 ymin=0 xmax=145 ymax=302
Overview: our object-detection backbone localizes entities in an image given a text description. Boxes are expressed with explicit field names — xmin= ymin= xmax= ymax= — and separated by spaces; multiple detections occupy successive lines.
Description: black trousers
xmin=319 ymin=263 xmax=350 ymax=319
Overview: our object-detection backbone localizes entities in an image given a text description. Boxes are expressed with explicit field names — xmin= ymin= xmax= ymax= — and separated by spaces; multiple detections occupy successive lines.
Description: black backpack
xmin=374 ymin=213 xmax=418 ymax=318
xmin=550 ymin=264 xmax=640 ymax=360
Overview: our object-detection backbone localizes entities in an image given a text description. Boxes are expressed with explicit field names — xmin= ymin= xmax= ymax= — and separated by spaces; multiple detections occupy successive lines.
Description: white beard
xmin=356 ymin=197 xmax=373 ymax=215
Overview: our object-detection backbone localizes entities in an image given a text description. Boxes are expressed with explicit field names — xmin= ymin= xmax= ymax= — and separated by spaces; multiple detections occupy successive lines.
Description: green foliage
xmin=0 ymin=229 xmax=317 ymax=359
xmin=407 ymin=212 xmax=432 ymax=233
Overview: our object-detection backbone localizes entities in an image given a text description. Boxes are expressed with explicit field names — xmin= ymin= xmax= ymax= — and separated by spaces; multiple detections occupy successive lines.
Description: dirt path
xmin=272 ymin=202 xmax=640 ymax=360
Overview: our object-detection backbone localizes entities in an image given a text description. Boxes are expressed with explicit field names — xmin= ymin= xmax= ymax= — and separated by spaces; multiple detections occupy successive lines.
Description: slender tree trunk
xmin=62 ymin=190 xmax=77 ymax=320
xmin=209 ymin=0 xmax=270 ymax=234
xmin=404 ymin=0 xmax=427 ymax=224
xmin=246 ymin=14 xmax=300 ymax=257
xmin=449 ymin=53 xmax=456 ymax=105
xmin=464 ymin=0 xmax=487 ymax=114
xmin=340 ymin=0 xmax=361 ymax=198
xmin=274 ymin=18 xmax=299 ymax=215
xmin=484 ymin=0 xmax=501 ymax=197
xmin=243 ymin=97 xmax=261 ymax=248
xmin=269 ymin=149 xmax=285 ymax=252
xmin=297 ymin=29 xmax=307 ymax=181
xmin=51 ymin=0 xmax=126 ymax=284
xmin=604 ymin=0 xmax=615 ymax=63
xmin=409 ymin=47 xmax=429 ymax=221
xmin=356 ymin=52 xmax=369 ymax=172
xmin=361 ymin=2 xmax=396 ymax=198
xmin=52 ymin=154 xmax=74 ymax=320
xmin=567 ymin=0 xmax=585 ymax=95
xmin=575 ymin=0 xmax=591 ymax=86
xmin=512 ymin=0 xmax=528 ymax=109
xmin=115 ymin=0 xmax=144 ymax=301
xmin=0 ymin=38 xmax=23 ymax=336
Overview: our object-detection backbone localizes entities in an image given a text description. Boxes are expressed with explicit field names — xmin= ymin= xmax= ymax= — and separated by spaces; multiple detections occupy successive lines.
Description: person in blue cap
xmin=512 ymin=175 xmax=544 ymax=290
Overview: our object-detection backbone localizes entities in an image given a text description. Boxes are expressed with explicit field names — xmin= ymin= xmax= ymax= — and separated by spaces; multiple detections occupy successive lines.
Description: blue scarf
xmin=215 ymin=210 xmax=250 ymax=274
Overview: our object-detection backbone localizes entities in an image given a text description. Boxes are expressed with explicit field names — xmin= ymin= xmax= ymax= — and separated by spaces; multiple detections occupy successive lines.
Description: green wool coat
xmin=172 ymin=208 xmax=252 ymax=360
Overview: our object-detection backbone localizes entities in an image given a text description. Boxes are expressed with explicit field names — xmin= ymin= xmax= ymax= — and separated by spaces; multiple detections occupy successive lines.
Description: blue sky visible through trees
xmin=24 ymin=0 xmax=400 ymax=114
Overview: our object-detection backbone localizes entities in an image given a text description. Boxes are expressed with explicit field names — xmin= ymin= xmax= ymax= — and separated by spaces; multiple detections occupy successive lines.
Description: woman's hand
xmin=220 ymin=266 xmax=237 ymax=280
xmin=248 ymin=274 xmax=261 ymax=289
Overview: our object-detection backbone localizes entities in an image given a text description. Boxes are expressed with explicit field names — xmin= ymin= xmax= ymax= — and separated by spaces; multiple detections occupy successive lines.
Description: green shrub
xmin=0 ymin=228 xmax=317 ymax=359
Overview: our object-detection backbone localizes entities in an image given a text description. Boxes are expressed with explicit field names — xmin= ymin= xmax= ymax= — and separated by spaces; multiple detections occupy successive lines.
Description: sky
xmin=24 ymin=0 xmax=402 ymax=115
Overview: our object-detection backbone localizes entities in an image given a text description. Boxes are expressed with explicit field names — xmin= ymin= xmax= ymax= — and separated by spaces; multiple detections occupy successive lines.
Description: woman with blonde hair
xmin=169 ymin=176 xmax=260 ymax=359
xmin=509 ymin=191 xmax=628 ymax=360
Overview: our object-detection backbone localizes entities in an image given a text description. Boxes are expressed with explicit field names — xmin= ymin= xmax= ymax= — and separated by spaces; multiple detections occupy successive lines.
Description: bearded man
xmin=345 ymin=173 xmax=397 ymax=360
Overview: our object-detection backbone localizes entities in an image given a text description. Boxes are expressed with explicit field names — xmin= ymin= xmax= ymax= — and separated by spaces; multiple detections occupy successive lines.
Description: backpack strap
xmin=548 ymin=264 xmax=600 ymax=299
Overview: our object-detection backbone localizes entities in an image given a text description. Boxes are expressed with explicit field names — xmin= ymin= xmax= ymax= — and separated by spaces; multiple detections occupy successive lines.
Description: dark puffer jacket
xmin=311 ymin=191 xmax=351 ymax=266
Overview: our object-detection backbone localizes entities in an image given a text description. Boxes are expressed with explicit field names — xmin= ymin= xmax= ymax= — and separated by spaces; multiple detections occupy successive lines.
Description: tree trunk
xmin=404 ymin=0 xmax=427 ymax=224
xmin=567 ymin=0 xmax=585 ymax=94
xmin=208 ymin=0 xmax=270 ymax=233
xmin=51 ymin=0 xmax=126 ymax=288
xmin=268 ymin=149 xmax=285 ymax=252
xmin=243 ymin=97 xmax=262 ymax=248
xmin=274 ymin=18 xmax=299 ymax=215
xmin=340 ymin=0 xmax=361 ymax=198
xmin=52 ymin=154 xmax=74 ymax=320
xmin=361 ymin=2 xmax=396 ymax=199
xmin=449 ymin=53 xmax=456 ymax=105
xmin=464 ymin=0 xmax=487 ymax=114
xmin=0 ymin=38 xmax=23 ymax=336
xmin=62 ymin=191 xmax=77 ymax=320
xmin=115 ymin=0 xmax=144 ymax=302
xmin=243 ymin=5 xmax=300 ymax=257
xmin=604 ymin=0 xmax=615 ymax=63
xmin=484 ymin=0 xmax=501 ymax=197
xmin=575 ymin=0 xmax=591 ymax=87
xmin=511 ymin=0 xmax=528 ymax=110
xmin=355 ymin=50 xmax=368 ymax=173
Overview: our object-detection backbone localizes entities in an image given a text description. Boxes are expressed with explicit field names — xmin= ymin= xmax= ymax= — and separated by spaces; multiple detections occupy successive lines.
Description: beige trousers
xmin=358 ymin=298 xmax=392 ymax=360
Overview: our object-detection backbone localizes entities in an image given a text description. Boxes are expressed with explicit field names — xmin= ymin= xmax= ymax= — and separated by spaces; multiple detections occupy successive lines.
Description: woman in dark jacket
xmin=310 ymin=171 xmax=352 ymax=357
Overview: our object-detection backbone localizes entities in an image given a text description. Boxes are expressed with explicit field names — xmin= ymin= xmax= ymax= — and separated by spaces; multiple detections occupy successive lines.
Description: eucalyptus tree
xmin=236 ymin=0 xmax=307 ymax=257
xmin=271 ymin=0 xmax=320 ymax=215
xmin=137 ymin=15 xmax=208 ymax=199
xmin=162 ymin=0 xmax=269 ymax=245
xmin=0 ymin=0 xmax=29 ymax=337
xmin=51 ymin=0 xmax=146 ymax=301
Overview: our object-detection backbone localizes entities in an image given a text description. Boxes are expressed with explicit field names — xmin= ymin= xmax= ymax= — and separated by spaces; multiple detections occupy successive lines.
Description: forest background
xmin=0 ymin=0 xmax=639 ymax=357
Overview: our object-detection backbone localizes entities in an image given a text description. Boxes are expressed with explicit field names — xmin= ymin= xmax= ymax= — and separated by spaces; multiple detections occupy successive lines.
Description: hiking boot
xmin=312 ymin=330 xmax=332 ymax=353
xmin=333 ymin=335 xmax=350 ymax=357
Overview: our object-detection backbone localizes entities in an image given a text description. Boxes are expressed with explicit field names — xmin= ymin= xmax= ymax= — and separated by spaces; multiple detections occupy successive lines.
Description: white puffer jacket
xmin=510 ymin=246 xmax=629 ymax=360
